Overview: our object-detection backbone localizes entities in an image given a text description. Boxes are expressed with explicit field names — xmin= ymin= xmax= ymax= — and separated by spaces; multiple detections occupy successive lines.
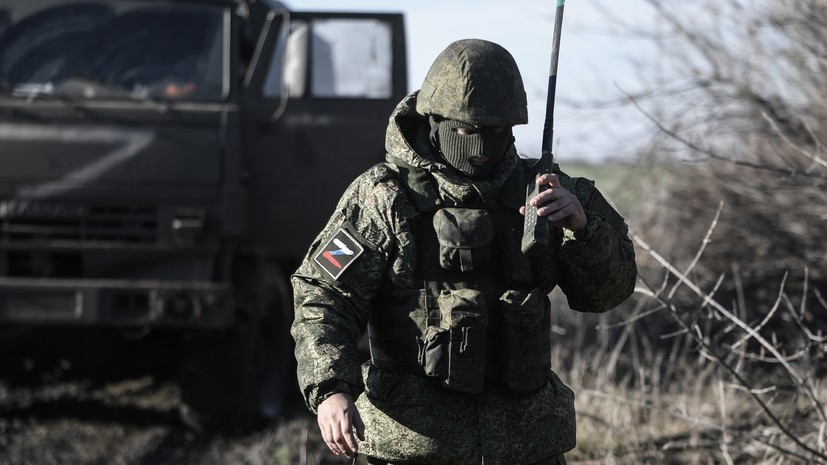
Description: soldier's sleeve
xmin=553 ymin=172 xmax=638 ymax=312
xmin=290 ymin=168 xmax=403 ymax=413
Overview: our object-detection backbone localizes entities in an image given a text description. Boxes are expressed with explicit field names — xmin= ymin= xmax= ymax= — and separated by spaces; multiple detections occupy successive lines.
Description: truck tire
xmin=177 ymin=259 xmax=293 ymax=435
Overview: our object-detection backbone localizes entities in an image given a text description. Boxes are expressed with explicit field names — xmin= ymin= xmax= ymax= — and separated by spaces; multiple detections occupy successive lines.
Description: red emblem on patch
xmin=313 ymin=228 xmax=364 ymax=280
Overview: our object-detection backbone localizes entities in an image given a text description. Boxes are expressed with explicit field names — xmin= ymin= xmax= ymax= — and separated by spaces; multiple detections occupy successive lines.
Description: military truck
xmin=0 ymin=0 xmax=407 ymax=433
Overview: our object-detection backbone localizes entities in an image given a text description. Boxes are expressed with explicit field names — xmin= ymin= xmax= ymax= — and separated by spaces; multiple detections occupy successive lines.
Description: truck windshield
xmin=266 ymin=17 xmax=394 ymax=100
xmin=0 ymin=0 xmax=225 ymax=101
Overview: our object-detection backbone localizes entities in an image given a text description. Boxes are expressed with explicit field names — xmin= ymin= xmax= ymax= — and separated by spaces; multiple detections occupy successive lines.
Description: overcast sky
xmin=293 ymin=0 xmax=660 ymax=162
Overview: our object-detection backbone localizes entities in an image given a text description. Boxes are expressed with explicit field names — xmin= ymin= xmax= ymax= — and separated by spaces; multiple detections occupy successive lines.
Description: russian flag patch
xmin=313 ymin=228 xmax=365 ymax=280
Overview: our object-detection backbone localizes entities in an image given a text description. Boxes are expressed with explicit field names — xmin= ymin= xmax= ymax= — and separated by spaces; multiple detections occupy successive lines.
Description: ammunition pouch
xmin=499 ymin=288 xmax=551 ymax=392
xmin=436 ymin=288 xmax=488 ymax=393
xmin=369 ymin=290 xmax=435 ymax=373
xmin=433 ymin=208 xmax=494 ymax=272
xmin=418 ymin=325 xmax=448 ymax=377
xmin=415 ymin=289 xmax=488 ymax=393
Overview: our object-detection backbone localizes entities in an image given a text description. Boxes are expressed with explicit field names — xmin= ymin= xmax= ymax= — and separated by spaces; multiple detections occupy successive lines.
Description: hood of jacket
xmin=384 ymin=91 xmax=523 ymax=207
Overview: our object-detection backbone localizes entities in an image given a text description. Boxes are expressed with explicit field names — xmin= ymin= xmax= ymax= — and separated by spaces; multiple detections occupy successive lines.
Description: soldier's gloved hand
xmin=317 ymin=392 xmax=365 ymax=458
xmin=520 ymin=173 xmax=587 ymax=232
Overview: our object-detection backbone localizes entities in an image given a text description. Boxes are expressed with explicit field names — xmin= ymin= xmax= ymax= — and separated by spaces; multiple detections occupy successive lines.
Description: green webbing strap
xmin=386 ymin=155 xmax=441 ymax=213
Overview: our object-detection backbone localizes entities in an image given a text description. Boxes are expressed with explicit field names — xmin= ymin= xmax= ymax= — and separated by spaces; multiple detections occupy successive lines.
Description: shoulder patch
xmin=313 ymin=228 xmax=365 ymax=280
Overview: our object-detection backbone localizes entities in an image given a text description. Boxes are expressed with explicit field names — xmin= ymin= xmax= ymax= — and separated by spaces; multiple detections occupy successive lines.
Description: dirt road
xmin=0 ymin=367 xmax=347 ymax=465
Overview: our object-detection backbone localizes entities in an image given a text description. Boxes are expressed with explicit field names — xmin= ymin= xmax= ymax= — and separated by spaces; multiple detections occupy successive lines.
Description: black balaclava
xmin=429 ymin=116 xmax=512 ymax=179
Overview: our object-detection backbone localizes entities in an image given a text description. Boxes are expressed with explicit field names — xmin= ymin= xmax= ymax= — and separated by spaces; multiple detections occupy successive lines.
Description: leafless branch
xmin=634 ymin=232 xmax=827 ymax=461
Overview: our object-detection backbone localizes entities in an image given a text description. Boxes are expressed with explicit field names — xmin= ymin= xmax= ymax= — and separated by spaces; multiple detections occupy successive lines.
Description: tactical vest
xmin=368 ymin=157 xmax=557 ymax=394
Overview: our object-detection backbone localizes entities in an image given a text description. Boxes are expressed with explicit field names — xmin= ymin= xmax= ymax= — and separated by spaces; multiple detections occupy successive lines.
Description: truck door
xmin=242 ymin=10 xmax=407 ymax=258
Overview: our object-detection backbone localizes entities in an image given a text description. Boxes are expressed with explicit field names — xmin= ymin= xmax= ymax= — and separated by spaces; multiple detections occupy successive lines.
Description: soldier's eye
xmin=454 ymin=127 xmax=479 ymax=135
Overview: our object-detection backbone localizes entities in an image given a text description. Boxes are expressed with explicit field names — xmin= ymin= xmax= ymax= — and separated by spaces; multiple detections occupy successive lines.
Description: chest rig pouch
xmin=433 ymin=207 xmax=494 ymax=272
xmin=369 ymin=156 xmax=550 ymax=394
xmin=420 ymin=288 xmax=488 ymax=393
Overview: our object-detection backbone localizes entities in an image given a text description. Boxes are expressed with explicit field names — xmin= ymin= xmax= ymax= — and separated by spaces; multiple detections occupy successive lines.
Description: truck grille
xmin=0 ymin=202 xmax=158 ymax=245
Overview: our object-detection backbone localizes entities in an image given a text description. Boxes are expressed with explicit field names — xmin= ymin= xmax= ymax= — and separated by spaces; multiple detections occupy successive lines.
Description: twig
xmin=729 ymin=384 xmax=777 ymax=396
xmin=660 ymin=327 xmax=690 ymax=340
xmin=637 ymin=272 xmax=827 ymax=462
xmin=799 ymin=267 xmax=808 ymax=321
xmin=636 ymin=257 xmax=827 ymax=462
xmin=730 ymin=272 xmax=787 ymax=350
xmin=633 ymin=234 xmax=799 ymax=378
xmin=668 ymin=201 xmax=724 ymax=300
xmin=725 ymin=346 xmax=808 ymax=364
xmin=619 ymin=85 xmax=826 ymax=178
xmin=749 ymin=437 xmax=824 ymax=464
xmin=815 ymin=288 xmax=827 ymax=312
xmin=633 ymin=233 xmax=827 ymax=428
xmin=718 ymin=377 xmax=735 ymax=465
xmin=761 ymin=111 xmax=827 ymax=170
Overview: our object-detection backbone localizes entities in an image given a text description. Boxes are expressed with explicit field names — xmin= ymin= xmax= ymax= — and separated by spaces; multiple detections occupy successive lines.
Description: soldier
xmin=291 ymin=39 xmax=637 ymax=465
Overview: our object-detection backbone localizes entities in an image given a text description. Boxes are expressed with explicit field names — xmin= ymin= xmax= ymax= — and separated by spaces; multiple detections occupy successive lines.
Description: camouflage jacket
xmin=291 ymin=92 xmax=637 ymax=465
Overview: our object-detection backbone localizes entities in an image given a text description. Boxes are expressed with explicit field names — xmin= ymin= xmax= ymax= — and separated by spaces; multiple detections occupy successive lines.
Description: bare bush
xmin=629 ymin=0 xmax=827 ymax=284
xmin=633 ymin=227 xmax=827 ymax=463
xmin=559 ymin=1 xmax=827 ymax=463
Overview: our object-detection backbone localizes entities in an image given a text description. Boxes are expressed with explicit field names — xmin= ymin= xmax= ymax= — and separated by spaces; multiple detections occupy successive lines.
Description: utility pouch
xmin=433 ymin=208 xmax=494 ymax=272
xmin=500 ymin=289 xmax=549 ymax=392
xmin=417 ymin=325 xmax=449 ymax=377
xmin=437 ymin=289 xmax=488 ymax=394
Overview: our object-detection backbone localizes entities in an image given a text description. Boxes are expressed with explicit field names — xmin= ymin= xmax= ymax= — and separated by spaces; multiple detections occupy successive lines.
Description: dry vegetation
xmin=282 ymin=3 xmax=827 ymax=463
xmin=9 ymin=2 xmax=822 ymax=464
xmin=247 ymin=2 xmax=827 ymax=464
xmin=551 ymin=1 xmax=827 ymax=463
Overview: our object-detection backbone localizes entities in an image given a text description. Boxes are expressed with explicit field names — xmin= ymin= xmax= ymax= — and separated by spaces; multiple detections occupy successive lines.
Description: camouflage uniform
xmin=292 ymin=39 xmax=636 ymax=465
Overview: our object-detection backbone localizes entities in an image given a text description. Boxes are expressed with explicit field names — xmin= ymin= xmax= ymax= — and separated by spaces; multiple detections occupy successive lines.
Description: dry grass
xmin=549 ymin=286 xmax=826 ymax=465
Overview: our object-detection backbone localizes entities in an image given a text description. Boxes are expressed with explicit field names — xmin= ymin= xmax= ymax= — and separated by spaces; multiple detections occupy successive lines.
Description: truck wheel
xmin=177 ymin=260 xmax=293 ymax=435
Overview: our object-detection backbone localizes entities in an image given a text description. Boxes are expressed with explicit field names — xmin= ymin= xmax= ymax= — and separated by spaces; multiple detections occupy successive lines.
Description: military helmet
xmin=416 ymin=39 xmax=528 ymax=127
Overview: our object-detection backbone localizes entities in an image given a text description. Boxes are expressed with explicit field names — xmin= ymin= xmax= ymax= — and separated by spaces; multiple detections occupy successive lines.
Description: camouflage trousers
xmin=362 ymin=454 xmax=567 ymax=465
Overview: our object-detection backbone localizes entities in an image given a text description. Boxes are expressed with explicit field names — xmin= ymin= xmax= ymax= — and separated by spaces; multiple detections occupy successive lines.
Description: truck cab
xmin=0 ymin=0 xmax=407 ymax=432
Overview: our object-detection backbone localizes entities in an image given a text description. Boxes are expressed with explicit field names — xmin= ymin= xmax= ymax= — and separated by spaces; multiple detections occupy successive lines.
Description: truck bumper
xmin=0 ymin=277 xmax=233 ymax=328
